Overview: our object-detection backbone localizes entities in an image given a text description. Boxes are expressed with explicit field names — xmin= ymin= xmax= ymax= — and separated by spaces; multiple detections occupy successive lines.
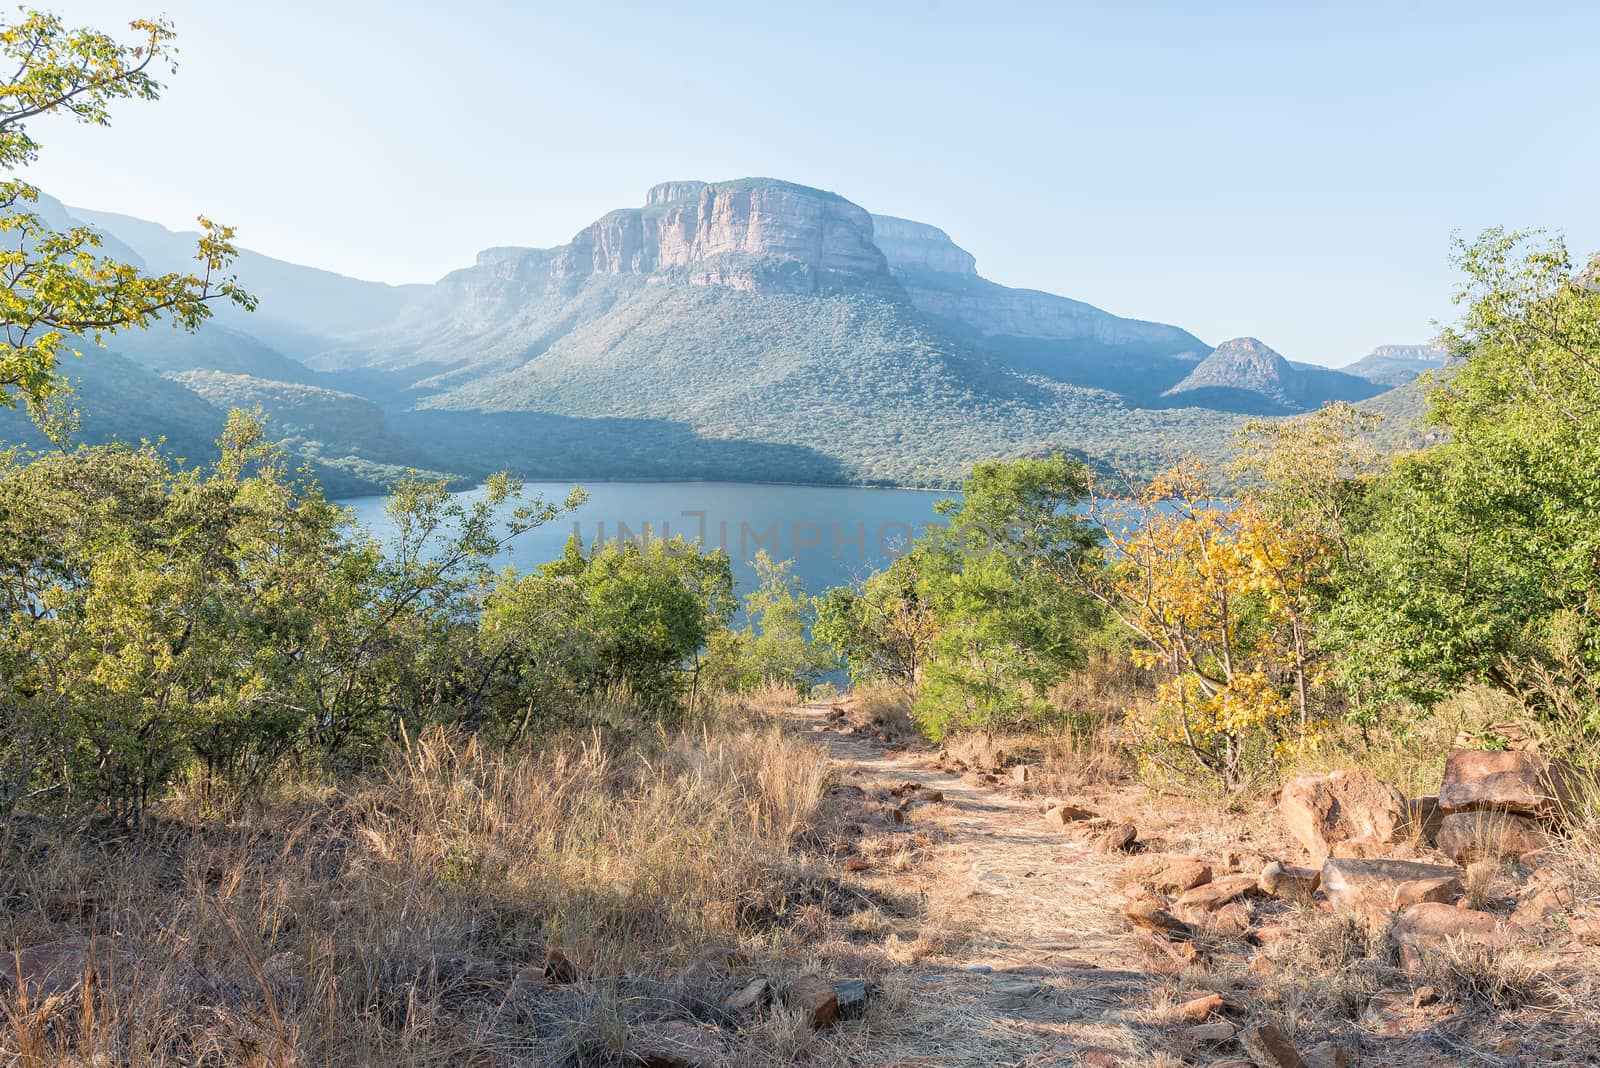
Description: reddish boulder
xmin=1391 ymin=902 xmax=1503 ymax=971
xmin=1239 ymin=1023 xmax=1308 ymax=1068
xmin=1258 ymin=860 xmax=1320 ymax=898
xmin=1437 ymin=749 xmax=1578 ymax=818
xmin=1279 ymin=769 xmax=1408 ymax=862
xmin=785 ymin=974 xmax=839 ymax=1029
xmin=1433 ymin=810 xmax=1548 ymax=865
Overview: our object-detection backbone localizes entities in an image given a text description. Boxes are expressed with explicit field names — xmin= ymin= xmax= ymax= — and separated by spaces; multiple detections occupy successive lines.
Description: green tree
xmin=814 ymin=454 xmax=1099 ymax=739
xmin=1330 ymin=230 xmax=1600 ymax=733
xmin=482 ymin=535 xmax=735 ymax=730
xmin=0 ymin=9 xmax=251 ymax=426
xmin=704 ymin=550 xmax=822 ymax=694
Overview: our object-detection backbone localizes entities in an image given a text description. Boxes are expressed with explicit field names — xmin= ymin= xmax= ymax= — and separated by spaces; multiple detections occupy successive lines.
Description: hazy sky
xmin=23 ymin=1 xmax=1598 ymax=366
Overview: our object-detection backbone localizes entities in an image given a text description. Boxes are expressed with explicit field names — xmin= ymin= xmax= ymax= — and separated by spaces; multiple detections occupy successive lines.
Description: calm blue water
xmin=339 ymin=481 xmax=954 ymax=599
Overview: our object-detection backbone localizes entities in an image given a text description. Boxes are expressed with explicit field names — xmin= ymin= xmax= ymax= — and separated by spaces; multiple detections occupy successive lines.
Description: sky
xmin=22 ymin=0 xmax=1600 ymax=366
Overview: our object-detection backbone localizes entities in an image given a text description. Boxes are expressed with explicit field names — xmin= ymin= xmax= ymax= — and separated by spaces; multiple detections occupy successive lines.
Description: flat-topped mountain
xmin=1344 ymin=343 xmax=1449 ymax=386
xmin=15 ymin=178 xmax=1434 ymax=487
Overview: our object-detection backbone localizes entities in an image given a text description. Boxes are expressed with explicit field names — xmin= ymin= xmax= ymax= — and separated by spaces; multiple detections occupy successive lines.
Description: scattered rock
xmin=543 ymin=946 xmax=581 ymax=984
xmin=785 ymin=974 xmax=839 ymax=1029
xmin=834 ymin=978 xmax=870 ymax=1018
xmin=1391 ymin=902 xmax=1503 ymax=971
xmin=0 ymin=940 xmax=92 ymax=998
xmin=1279 ymin=769 xmax=1409 ymax=862
xmin=1413 ymin=984 xmax=1442 ymax=1007
xmin=723 ymin=977 xmax=769 ymax=1014
xmin=1259 ymin=860 xmax=1320 ymax=898
xmin=1176 ymin=991 xmax=1246 ymax=1023
xmin=842 ymin=856 xmax=872 ymax=873
xmin=1438 ymin=748 xmax=1578 ymax=819
xmin=1010 ymin=764 xmax=1035 ymax=784
xmin=1303 ymin=1040 xmax=1349 ymax=1068
xmin=1433 ymin=810 xmax=1548 ymax=865
xmin=1175 ymin=874 xmax=1260 ymax=913
xmin=1319 ymin=858 xmax=1462 ymax=914
xmin=1094 ymin=821 xmax=1139 ymax=852
xmin=1189 ymin=1021 xmax=1239 ymax=1045
xmin=1391 ymin=874 xmax=1462 ymax=910
xmin=1238 ymin=1023 xmax=1307 ymax=1068
xmin=632 ymin=1021 xmax=721 ymax=1068
xmin=1124 ymin=895 xmax=1194 ymax=940
xmin=1044 ymin=803 xmax=1097 ymax=827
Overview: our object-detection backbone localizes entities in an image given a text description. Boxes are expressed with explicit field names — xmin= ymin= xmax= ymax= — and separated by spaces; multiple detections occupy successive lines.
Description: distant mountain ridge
xmin=1164 ymin=337 xmax=1385 ymax=414
xmin=0 ymin=179 xmax=1439 ymax=489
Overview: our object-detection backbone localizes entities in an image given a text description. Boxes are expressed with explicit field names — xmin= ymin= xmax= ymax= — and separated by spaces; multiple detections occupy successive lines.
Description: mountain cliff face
xmin=489 ymin=179 xmax=891 ymax=296
xmin=867 ymin=213 xmax=1207 ymax=401
xmin=1343 ymin=343 xmax=1449 ymax=386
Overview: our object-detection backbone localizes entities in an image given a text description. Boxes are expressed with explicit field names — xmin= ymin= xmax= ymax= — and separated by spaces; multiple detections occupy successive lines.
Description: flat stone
xmin=834 ymin=978 xmax=870 ymax=1018
xmin=1189 ymin=1021 xmax=1239 ymax=1044
xmin=1175 ymin=874 xmax=1260 ymax=913
xmin=1434 ymin=810 xmax=1548 ymax=865
xmin=1438 ymin=749 xmax=1578 ymax=818
xmin=1320 ymin=858 xmax=1462 ymax=914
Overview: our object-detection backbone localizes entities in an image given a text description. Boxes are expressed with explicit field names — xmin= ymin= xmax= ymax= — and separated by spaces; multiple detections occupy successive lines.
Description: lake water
xmin=340 ymin=481 xmax=955 ymax=599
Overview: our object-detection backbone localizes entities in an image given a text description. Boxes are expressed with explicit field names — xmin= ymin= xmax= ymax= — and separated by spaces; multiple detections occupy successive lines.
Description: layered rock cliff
xmin=542 ymin=179 xmax=891 ymax=293
xmin=867 ymin=213 xmax=1205 ymax=358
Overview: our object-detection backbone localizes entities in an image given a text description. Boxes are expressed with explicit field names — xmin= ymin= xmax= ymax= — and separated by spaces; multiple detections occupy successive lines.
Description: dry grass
xmin=1412 ymin=938 xmax=1546 ymax=1010
xmin=839 ymin=683 xmax=919 ymax=744
xmin=0 ymin=715 xmax=866 ymax=1066
xmin=1267 ymin=910 xmax=1396 ymax=1020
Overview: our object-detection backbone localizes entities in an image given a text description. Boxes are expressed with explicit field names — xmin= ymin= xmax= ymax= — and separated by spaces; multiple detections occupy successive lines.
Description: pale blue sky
xmin=22 ymin=1 xmax=1598 ymax=365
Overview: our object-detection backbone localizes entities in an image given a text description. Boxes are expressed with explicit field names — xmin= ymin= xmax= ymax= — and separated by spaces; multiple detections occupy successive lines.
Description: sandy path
xmin=792 ymin=703 xmax=1168 ymax=1067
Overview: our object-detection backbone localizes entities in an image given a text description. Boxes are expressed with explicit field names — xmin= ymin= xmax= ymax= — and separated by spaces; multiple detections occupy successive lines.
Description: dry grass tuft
xmin=0 ymin=721 xmax=847 ymax=1065
xmin=1412 ymin=937 xmax=1546 ymax=1009
xmin=1269 ymin=910 xmax=1396 ymax=1019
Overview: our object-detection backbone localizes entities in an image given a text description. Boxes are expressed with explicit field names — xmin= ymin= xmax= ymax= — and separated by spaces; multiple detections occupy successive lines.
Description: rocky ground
xmin=779 ymin=701 xmax=1600 ymax=1067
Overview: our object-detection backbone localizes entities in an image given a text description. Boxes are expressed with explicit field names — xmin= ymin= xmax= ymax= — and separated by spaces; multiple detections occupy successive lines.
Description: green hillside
xmin=423 ymin=283 xmax=1248 ymax=486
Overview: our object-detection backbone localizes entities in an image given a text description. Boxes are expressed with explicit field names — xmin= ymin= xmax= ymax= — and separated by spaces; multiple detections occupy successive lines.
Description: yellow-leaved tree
xmin=1084 ymin=457 xmax=1336 ymax=791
